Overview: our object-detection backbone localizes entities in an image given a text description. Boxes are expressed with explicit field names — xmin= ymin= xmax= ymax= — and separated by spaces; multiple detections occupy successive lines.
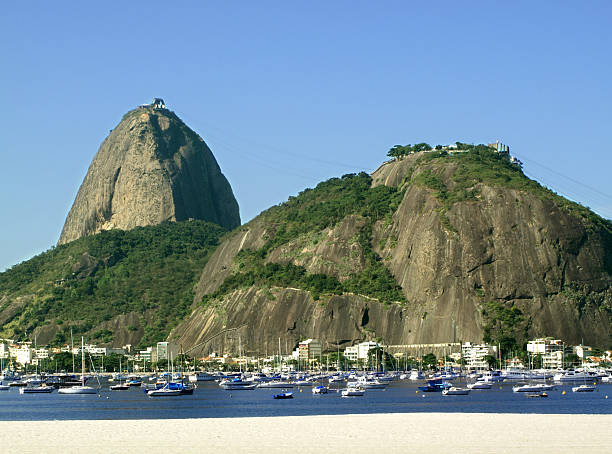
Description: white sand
xmin=2 ymin=413 xmax=611 ymax=453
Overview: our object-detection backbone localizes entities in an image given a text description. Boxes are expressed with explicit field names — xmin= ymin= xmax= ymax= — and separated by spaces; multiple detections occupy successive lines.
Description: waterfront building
xmin=344 ymin=346 xmax=358 ymax=361
xmin=156 ymin=342 xmax=169 ymax=362
xmin=298 ymin=339 xmax=322 ymax=360
xmin=0 ymin=342 xmax=9 ymax=359
xmin=138 ymin=347 xmax=153 ymax=363
xmin=574 ymin=344 xmax=593 ymax=359
xmin=527 ymin=337 xmax=565 ymax=369
xmin=85 ymin=345 xmax=108 ymax=357
xmin=11 ymin=344 xmax=32 ymax=366
xmin=461 ymin=342 xmax=497 ymax=370
xmin=33 ymin=348 xmax=49 ymax=359
xmin=344 ymin=341 xmax=380 ymax=362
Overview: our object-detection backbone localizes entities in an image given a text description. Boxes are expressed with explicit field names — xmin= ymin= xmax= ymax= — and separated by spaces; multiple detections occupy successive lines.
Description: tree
xmin=422 ymin=353 xmax=437 ymax=370
xmin=531 ymin=354 xmax=543 ymax=369
xmin=413 ymin=143 xmax=432 ymax=153
xmin=387 ymin=145 xmax=405 ymax=159
xmin=49 ymin=352 xmax=75 ymax=373
xmin=484 ymin=354 xmax=498 ymax=369
xmin=564 ymin=353 xmax=581 ymax=367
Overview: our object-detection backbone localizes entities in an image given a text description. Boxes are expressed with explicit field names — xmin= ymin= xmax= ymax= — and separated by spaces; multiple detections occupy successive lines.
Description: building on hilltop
xmin=152 ymin=98 xmax=165 ymax=109
xmin=138 ymin=98 xmax=166 ymax=109
xmin=488 ymin=140 xmax=510 ymax=154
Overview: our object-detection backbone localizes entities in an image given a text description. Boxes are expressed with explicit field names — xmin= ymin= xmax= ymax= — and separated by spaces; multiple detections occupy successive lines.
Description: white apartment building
xmin=0 ymin=342 xmax=9 ymax=359
xmin=10 ymin=344 xmax=32 ymax=365
xmin=344 ymin=341 xmax=379 ymax=362
xmin=527 ymin=338 xmax=565 ymax=369
xmin=461 ymin=342 xmax=497 ymax=370
xmin=138 ymin=347 xmax=153 ymax=362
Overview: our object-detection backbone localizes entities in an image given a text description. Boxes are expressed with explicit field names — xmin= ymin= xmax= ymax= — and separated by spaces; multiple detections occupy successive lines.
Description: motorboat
xmin=0 ymin=369 xmax=20 ymax=382
xmin=189 ymin=372 xmax=216 ymax=382
xmin=25 ymin=375 xmax=45 ymax=386
xmin=479 ymin=370 xmax=504 ymax=383
xmin=430 ymin=370 xmax=460 ymax=381
xmin=341 ymin=387 xmax=365 ymax=397
xmin=513 ymin=383 xmax=554 ymax=393
xmin=46 ymin=373 xmax=83 ymax=389
xmin=501 ymin=368 xmax=531 ymax=382
xmin=572 ymin=384 xmax=596 ymax=393
xmin=19 ymin=385 xmax=54 ymax=394
xmin=348 ymin=377 xmax=387 ymax=389
xmin=126 ymin=376 xmax=143 ymax=387
xmin=467 ymin=381 xmax=492 ymax=390
xmin=526 ymin=391 xmax=548 ymax=398
xmin=110 ymin=383 xmax=130 ymax=391
xmin=312 ymin=385 xmax=329 ymax=394
xmin=408 ymin=370 xmax=425 ymax=380
xmin=273 ymin=392 xmax=293 ymax=399
xmin=147 ymin=385 xmax=182 ymax=397
xmin=418 ymin=379 xmax=452 ymax=392
xmin=220 ymin=379 xmax=256 ymax=390
xmin=109 ymin=373 xmax=128 ymax=383
xmin=442 ymin=387 xmax=470 ymax=396
xmin=59 ymin=385 xmax=97 ymax=395
xmin=256 ymin=380 xmax=293 ymax=389
xmin=554 ymin=370 xmax=599 ymax=383
xmin=0 ymin=383 xmax=9 ymax=391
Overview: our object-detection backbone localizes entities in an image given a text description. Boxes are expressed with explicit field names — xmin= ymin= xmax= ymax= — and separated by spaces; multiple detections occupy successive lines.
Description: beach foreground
xmin=3 ymin=413 xmax=611 ymax=453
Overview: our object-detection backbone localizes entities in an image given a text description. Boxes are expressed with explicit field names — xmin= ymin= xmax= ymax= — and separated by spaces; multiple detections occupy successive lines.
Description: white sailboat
xmin=110 ymin=358 xmax=129 ymax=391
xmin=58 ymin=337 xmax=98 ymax=395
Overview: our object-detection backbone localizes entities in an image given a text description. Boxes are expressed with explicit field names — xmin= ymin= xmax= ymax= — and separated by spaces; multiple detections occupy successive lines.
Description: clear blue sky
xmin=2 ymin=1 xmax=611 ymax=271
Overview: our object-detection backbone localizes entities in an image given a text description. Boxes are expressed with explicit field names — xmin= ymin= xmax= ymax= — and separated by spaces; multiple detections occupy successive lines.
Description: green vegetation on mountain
xmin=0 ymin=221 xmax=226 ymax=346
xmin=406 ymin=145 xmax=612 ymax=235
xmin=206 ymin=172 xmax=406 ymax=305
xmin=387 ymin=142 xmax=433 ymax=158
xmin=481 ymin=300 xmax=530 ymax=355
xmin=259 ymin=172 xmax=405 ymax=252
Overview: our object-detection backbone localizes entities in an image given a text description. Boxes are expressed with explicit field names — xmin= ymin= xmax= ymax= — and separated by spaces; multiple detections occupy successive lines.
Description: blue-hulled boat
xmin=418 ymin=379 xmax=452 ymax=392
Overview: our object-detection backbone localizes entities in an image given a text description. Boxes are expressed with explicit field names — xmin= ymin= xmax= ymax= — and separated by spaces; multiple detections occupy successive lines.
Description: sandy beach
xmin=2 ymin=413 xmax=611 ymax=453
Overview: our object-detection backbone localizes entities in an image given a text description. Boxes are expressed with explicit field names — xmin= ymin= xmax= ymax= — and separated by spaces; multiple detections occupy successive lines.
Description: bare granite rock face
xmin=179 ymin=157 xmax=611 ymax=353
xmin=58 ymin=105 xmax=240 ymax=244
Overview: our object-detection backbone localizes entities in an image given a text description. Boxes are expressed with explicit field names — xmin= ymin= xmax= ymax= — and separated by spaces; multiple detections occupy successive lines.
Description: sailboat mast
xmin=71 ymin=329 xmax=75 ymax=374
xmin=81 ymin=337 xmax=85 ymax=386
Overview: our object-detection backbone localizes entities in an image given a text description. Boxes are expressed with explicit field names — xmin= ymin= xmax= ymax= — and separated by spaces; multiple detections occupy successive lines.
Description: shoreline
xmin=2 ymin=412 xmax=612 ymax=453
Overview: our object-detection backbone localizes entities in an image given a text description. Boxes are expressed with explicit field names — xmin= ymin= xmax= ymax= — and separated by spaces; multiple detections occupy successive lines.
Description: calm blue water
xmin=1 ymin=381 xmax=611 ymax=420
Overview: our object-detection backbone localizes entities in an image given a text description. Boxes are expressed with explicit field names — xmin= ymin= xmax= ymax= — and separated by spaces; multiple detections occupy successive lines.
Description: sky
xmin=1 ymin=1 xmax=612 ymax=272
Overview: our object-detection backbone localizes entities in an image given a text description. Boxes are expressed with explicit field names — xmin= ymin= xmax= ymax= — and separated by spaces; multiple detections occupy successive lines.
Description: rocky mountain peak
xmin=58 ymin=102 xmax=240 ymax=244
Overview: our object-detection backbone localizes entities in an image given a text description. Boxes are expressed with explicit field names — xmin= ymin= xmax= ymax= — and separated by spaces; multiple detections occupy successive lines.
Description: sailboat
xmin=110 ymin=358 xmax=129 ymax=391
xmin=572 ymin=355 xmax=596 ymax=393
xmin=58 ymin=337 xmax=98 ymax=394
xmin=147 ymin=352 xmax=182 ymax=397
